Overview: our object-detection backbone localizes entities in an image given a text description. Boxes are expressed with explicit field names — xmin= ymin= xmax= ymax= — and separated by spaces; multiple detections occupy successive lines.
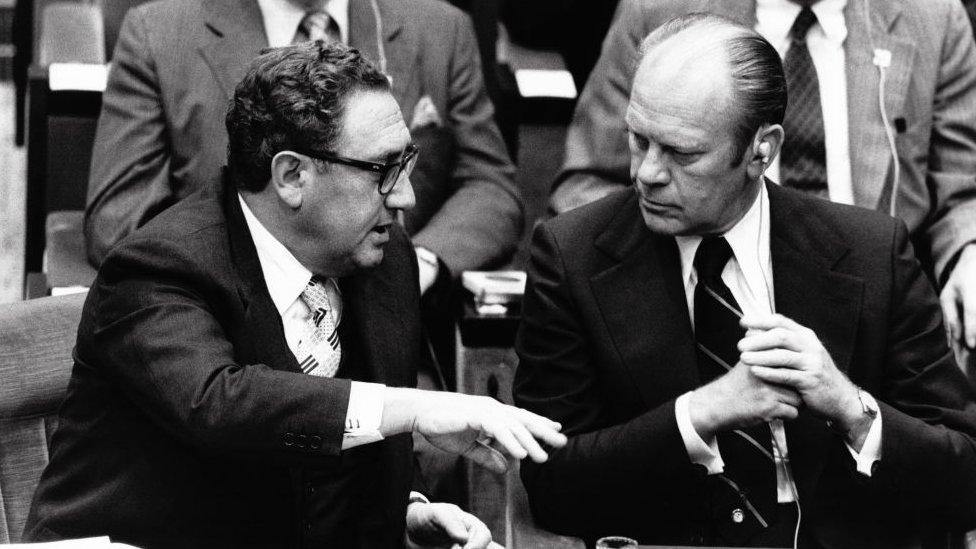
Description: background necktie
xmin=693 ymin=237 xmax=779 ymax=542
xmin=294 ymin=11 xmax=341 ymax=44
xmin=780 ymin=5 xmax=829 ymax=198
xmin=296 ymin=277 xmax=342 ymax=377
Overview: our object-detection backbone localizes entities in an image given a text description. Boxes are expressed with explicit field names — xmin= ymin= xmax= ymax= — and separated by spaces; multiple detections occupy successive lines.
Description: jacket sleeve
xmin=410 ymin=11 xmax=523 ymax=275
xmin=923 ymin=0 xmax=976 ymax=283
xmin=85 ymin=8 xmax=174 ymax=266
xmin=868 ymin=220 xmax=976 ymax=528
xmin=81 ymin=235 xmax=352 ymax=465
xmin=548 ymin=0 xmax=647 ymax=215
xmin=513 ymin=223 xmax=705 ymax=540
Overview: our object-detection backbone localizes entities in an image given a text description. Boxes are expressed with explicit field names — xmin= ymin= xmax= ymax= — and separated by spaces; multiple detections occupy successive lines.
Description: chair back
xmin=0 ymin=292 xmax=86 ymax=543
xmin=38 ymin=3 xmax=105 ymax=66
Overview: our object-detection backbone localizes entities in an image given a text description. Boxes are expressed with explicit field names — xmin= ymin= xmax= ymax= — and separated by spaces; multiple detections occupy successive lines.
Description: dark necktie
xmin=780 ymin=6 xmax=829 ymax=199
xmin=294 ymin=11 xmax=341 ymax=44
xmin=693 ymin=237 xmax=780 ymax=545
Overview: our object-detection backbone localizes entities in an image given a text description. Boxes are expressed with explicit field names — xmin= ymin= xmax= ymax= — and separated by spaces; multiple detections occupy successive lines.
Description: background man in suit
xmin=85 ymin=0 xmax=521 ymax=295
xmin=515 ymin=15 xmax=976 ymax=547
xmin=26 ymin=42 xmax=565 ymax=548
xmin=547 ymin=0 xmax=976 ymax=366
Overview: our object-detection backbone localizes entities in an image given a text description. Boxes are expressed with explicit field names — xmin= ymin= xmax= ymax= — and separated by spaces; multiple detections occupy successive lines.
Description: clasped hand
xmin=690 ymin=313 xmax=860 ymax=438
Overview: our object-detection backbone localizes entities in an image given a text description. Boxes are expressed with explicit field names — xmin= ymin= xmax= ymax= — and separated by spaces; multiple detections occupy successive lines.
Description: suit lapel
xmin=222 ymin=176 xmax=301 ymax=373
xmin=348 ymin=0 xmax=419 ymax=108
xmin=199 ymin=0 xmax=268 ymax=100
xmin=767 ymin=184 xmax=864 ymax=497
xmin=845 ymin=0 xmax=914 ymax=210
xmin=590 ymin=193 xmax=700 ymax=409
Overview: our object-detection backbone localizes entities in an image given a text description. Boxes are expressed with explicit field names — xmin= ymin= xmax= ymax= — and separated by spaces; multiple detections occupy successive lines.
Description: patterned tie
xmin=294 ymin=11 xmax=342 ymax=44
xmin=693 ymin=237 xmax=779 ymax=543
xmin=780 ymin=5 xmax=829 ymax=198
xmin=296 ymin=277 xmax=342 ymax=377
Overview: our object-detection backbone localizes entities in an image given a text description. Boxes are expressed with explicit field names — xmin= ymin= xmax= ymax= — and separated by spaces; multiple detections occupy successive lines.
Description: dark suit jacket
xmin=549 ymin=0 xmax=976 ymax=282
xmin=26 ymin=178 xmax=423 ymax=548
xmin=84 ymin=0 xmax=521 ymax=275
xmin=514 ymin=184 xmax=976 ymax=548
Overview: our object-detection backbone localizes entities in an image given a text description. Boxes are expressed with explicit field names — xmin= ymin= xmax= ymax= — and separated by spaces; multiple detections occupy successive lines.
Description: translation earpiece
xmin=757 ymin=141 xmax=771 ymax=162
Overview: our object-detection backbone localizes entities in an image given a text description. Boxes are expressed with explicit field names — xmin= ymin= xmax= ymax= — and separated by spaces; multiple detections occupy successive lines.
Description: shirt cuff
xmin=675 ymin=392 xmax=724 ymax=474
xmin=845 ymin=391 xmax=882 ymax=476
xmin=341 ymin=381 xmax=386 ymax=450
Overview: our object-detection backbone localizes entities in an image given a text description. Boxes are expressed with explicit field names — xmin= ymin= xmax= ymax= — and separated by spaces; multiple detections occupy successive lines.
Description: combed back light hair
xmin=637 ymin=13 xmax=787 ymax=161
xmin=226 ymin=40 xmax=390 ymax=192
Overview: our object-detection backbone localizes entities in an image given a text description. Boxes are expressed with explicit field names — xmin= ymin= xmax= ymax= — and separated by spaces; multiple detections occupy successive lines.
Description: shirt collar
xmin=257 ymin=0 xmax=350 ymax=48
xmin=755 ymin=0 xmax=848 ymax=47
xmin=674 ymin=183 xmax=770 ymax=300
xmin=238 ymin=194 xmax=313 ymax=315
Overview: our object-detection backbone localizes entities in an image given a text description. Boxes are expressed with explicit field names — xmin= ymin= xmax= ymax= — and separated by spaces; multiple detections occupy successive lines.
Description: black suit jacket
xmin=26 ymin=179 xmax=423 ymax=548
xmin=514 ymin=184 xmax=976 ymax=548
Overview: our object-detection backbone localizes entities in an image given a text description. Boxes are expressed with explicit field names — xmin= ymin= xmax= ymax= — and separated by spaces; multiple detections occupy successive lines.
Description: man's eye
xmin=630 ymin=133 xmax=650 ymax=149
xmin=667 ymin=148 xmax=699 ymax=163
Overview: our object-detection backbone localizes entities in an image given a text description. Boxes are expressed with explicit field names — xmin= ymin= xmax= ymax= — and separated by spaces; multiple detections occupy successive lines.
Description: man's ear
xmin=747 ymin=124 xmax=785 ymax=179
xmin=270 ymin=151 xmax=310 ymax=209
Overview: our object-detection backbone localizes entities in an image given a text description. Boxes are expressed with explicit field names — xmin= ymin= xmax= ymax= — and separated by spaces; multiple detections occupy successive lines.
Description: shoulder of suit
xmin=544 ymin=188 xmax=634 ymax=241
xmin=778 ymin=187 xmax=899 ymax=243
xmin=393 ymin=0 xmax=467 ymax=27
xmin=129 ymin=0 xmax=203 ymax=19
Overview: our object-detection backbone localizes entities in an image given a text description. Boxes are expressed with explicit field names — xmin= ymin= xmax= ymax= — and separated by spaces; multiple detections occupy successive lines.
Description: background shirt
xmin=756 ymin=0 xmax=854 ymax=204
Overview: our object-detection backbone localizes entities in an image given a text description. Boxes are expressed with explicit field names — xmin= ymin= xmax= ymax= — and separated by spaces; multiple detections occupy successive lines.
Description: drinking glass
xmin=595 ymin=535 xmax=639 ymax=549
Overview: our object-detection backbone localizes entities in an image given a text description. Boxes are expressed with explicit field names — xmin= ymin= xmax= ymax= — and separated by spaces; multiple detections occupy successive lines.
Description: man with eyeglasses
xmin=24 ymin=41 xmax=565 ymax=549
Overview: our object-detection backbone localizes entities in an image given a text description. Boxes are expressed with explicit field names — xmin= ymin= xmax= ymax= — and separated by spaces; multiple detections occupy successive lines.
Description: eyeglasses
xmin=295 ymin=143 xmax=419 ymax=195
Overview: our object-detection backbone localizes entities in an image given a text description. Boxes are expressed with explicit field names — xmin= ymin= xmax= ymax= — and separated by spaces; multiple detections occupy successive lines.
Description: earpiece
xmin=757 ymin=141 xmax=771 ymax=163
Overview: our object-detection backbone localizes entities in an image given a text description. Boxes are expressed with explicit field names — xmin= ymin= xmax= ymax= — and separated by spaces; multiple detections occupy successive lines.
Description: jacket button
xmin=731 ymin=508 xmax=744 ymax=523
xmin=309 ymin=435 xmax=322 ymax=449
xmin=283 ymin=432 xmax=295 ymax=447
xmin=296 ymin=433 xmax=307 ymax=449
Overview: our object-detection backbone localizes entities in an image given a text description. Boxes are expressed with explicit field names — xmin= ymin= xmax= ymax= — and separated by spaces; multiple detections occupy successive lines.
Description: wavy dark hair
xmin=226 ymin=40 xmax=390 ymax=191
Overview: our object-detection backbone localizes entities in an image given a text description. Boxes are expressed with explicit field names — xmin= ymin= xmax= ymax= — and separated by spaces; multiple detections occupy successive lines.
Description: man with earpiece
xmin=515 ymin=14 xmax=976 ymax=548
xmin=549 ymin=0 xmax=976 ymax=377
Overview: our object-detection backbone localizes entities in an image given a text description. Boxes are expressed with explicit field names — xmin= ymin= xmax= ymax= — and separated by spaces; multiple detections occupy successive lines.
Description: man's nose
xmin=635 ymin=145 xmax=670 ymax=186
xmin=385 ymin=175 xmax=416 ymax=211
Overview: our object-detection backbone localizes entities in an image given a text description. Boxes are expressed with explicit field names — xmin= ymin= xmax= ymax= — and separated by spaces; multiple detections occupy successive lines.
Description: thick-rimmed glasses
xmin=295 ymin=143 xmax=419 ymax=195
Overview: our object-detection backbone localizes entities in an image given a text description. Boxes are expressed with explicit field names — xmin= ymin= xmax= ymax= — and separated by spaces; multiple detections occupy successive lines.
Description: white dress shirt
xmin=257 ymin=0 xmax=350 ymax=48
xmin=671 ymin=184 xmax=882 ymax=503
xmin=239 ymin=195 xmax=384 ymax=449
xmin=756 ymin=0 xmax=854 ymax=205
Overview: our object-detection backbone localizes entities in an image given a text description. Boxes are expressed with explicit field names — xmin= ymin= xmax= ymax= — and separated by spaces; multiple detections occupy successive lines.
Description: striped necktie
xmin=294 ymin=11 xmax=341 ymax=44
xmin=780 ymin=5 xmax=829 ymax=198
xmin=296 ymin=277 xmax=342 ymax=377
xmin=693 ymin=237 xmax=783 ymax=544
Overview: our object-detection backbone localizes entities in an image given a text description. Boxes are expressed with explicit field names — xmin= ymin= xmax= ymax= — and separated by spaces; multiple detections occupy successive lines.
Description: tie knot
xmin=300 ymin=277 xmax=334 ymax=312
xmin=694 ymin=237 xmax=734 ymax=281
xmin=788 ymin=6 xmax=819 ymax=45
xmin=300 ymin=11 xmax=338 ymax=42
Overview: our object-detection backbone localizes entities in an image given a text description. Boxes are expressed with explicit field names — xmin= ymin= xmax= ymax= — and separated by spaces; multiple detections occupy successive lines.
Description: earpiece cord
xmin=757 ymin=182 xmax=802 ymax=549
xmin=863 ymin=0 xmax=899 ymax=217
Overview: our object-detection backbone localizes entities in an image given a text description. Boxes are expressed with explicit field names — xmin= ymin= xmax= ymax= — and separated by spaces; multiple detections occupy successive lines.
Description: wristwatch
xmin=827 ymin=387 xmax=878 ymax=434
